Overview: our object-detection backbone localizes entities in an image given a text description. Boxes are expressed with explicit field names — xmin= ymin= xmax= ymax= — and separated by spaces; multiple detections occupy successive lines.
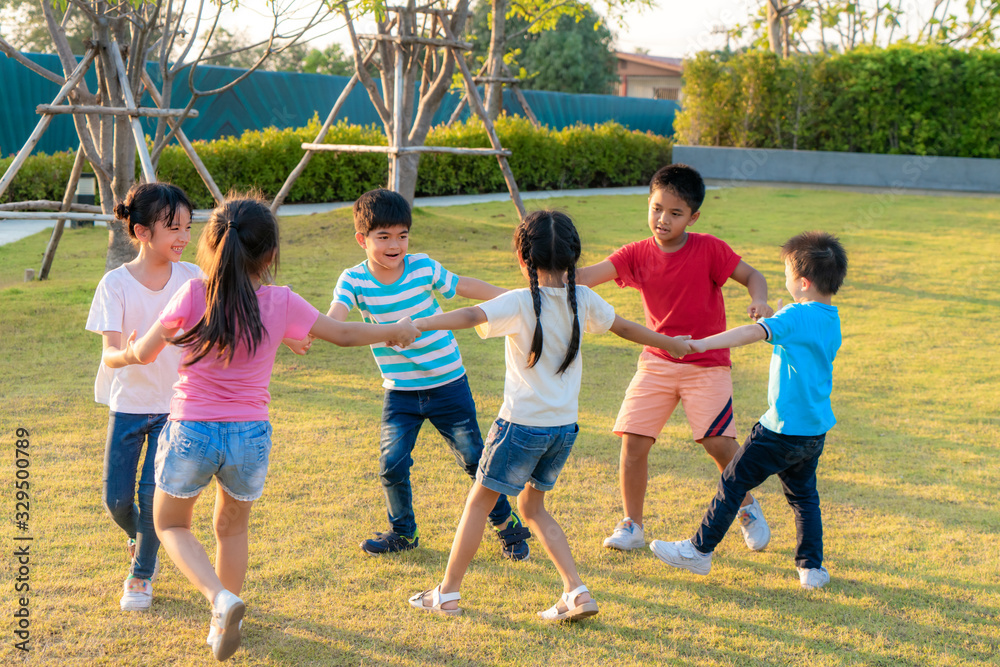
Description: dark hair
xmin=170 ymin=194 xmax=279 ymax=366
xmin=113 ymin=183 xmax=193 ymax=242
xmin=649 ymin=163 xmax=706 ymax=212
xmin=781 ymin=231 xmax=848 ymax=295
xmin=353 ymin=189 xmax=412 ymax=236
xmin=513 ymin=210 xmax=582 ymax=374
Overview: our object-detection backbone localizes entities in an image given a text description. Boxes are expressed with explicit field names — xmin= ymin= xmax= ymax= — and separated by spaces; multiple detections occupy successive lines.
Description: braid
xmin=558 ymin=263 xmax=581 ymax=374
xmin=526 ymin=258 xmax=544 ymax=368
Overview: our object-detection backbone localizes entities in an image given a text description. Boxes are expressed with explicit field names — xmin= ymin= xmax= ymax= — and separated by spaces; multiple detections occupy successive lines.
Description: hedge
xmin=674 ymin=44 xmax=1000 ymax=158
xmin=1 ymin=116 xmax=672 ymax=208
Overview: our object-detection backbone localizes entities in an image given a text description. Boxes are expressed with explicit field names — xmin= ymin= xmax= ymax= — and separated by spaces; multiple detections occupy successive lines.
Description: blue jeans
xmin=103 ymin=412 xmax=166 ymax=580
xmin=693 ymin=422 xmax=826 ymax=569
xmin=380 ymin=375 xmax=512 ymax=537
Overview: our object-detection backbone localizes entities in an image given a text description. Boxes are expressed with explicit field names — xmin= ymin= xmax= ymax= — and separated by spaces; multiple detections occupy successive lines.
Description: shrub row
xmin=675 ymin=44 xmax=1000 ymax=158
xmin=1 ymin=116 xmax=671 ymax=208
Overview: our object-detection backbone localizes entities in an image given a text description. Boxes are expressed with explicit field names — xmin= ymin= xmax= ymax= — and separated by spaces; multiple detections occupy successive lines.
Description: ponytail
xmin=170 ymin=196 xmax=278 ymax=366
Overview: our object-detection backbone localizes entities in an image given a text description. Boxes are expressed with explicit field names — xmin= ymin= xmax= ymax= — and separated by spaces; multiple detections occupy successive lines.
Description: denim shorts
xmin=477 ymin=419 xmax=579 ymax=495
xmin=155 ymin=420 xmax=273 ymax=502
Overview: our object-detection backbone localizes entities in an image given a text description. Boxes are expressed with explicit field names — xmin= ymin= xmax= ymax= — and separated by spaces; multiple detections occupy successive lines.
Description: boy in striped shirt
xmin=329 ymin=189 xmax=531 ymax=558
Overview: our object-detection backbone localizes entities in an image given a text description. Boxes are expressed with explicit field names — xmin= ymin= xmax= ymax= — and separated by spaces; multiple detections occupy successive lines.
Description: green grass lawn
xmin=1 ymin=187 xmax=998 ymax=665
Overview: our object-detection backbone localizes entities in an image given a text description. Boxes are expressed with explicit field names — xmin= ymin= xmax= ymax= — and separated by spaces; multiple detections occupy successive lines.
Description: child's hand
xmin=775 ymin=298 xmax=785 ymax=311
xmin=283 ymin=334 xmax=314 ymax=356
xmin=388 ymin=317 xmax=419 ymax=348
xmin=747 ymin=300 xmax=773 ymax=321
xmin=686 ymin=338 xmax=709 ymax=355
xmin=122 ymin=330 xmax=140 ymax=365
xmin=664 ymin=335 xmax=692 ymax=359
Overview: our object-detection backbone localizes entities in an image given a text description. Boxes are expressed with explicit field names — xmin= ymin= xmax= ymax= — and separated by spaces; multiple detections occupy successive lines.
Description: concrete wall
xmin=672 ymin=145 xmax=1000 ymax=194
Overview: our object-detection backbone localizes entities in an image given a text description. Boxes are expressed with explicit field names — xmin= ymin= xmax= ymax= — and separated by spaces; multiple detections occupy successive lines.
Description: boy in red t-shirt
xmin=578 ymin=164 xmax=775 ymax=552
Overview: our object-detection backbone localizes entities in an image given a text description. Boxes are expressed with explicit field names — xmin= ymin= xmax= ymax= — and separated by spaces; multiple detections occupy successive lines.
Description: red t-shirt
xmin=609 ymin=233 xmax=740 ymax=367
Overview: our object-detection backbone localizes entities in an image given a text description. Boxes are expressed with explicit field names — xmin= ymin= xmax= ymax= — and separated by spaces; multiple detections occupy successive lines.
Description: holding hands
xmin=747 ymin=299 xmax=774 ymax=321
xmin=386 ymin=317 xmax=419 ymax=348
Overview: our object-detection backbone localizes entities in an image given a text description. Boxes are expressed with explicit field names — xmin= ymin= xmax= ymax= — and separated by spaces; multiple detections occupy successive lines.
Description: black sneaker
xmin=494 ymin=511 xmax=531 ymax=561
xmin=360 ymin=530 xmax=419 ymax=555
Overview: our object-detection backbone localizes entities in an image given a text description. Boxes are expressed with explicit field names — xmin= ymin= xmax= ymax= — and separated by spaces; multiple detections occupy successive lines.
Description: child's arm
xmin=687 ymin=323 xmax=768 ymax=355
xmin=455 ymin=276 xmax=506 ymax=301
xmin=309 ymin=314 xmax=419 ymax=348
xmin=609 ymin=315 xmax=690 ymax=358
xmin=122 ymin=322 xmax=179 ymax=365
xmin=414 ymin=306 xmax=488 ymax=333
xmin=729 ymin=260 xmax=773 ymax=321
xmin=575 ymin=260 xmax=618 ymax=288
xmin=100 ymin=331 xmax=134 ymax=369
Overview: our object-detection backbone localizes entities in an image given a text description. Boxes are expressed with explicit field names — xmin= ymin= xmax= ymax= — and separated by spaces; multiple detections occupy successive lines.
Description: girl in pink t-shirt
xmin=123 ymin=196 xmax=417 ymax=661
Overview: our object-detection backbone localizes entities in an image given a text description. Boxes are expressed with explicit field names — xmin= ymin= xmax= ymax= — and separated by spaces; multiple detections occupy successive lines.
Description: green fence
xmin=1 ymin=52 xmax=678 ymax=157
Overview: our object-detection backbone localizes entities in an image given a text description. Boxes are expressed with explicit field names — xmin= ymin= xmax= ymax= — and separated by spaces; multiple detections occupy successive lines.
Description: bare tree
xmin=1 ymin=0 xmax=334 ymax=271
xmin=337 ymin=0 xmax=474 ymax=204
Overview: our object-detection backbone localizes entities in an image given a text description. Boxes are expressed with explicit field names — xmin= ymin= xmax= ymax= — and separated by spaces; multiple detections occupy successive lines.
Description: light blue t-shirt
xmin=333 ymin=253 xmax=465 ymax=390
xmin=758 ymin=301 xmax=841 ymax=436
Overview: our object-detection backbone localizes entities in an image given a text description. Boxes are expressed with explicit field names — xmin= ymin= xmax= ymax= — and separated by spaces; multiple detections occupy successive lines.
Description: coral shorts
xmin=613 ymin=351 xmax=737 ymax=442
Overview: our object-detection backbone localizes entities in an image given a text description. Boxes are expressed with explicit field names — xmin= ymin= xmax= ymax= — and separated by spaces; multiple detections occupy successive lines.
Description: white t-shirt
xmin=85 ymin=261 xmax=202 ymax=414
xmin=476 ymin=285 xmax=616 ymax=427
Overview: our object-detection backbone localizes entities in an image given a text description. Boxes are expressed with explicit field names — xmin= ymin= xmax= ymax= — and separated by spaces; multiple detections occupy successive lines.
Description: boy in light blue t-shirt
xmin=328 ymin=189 xmax=531 ymax=559
xmin=649 ymin=231 xmax=847 ymax=590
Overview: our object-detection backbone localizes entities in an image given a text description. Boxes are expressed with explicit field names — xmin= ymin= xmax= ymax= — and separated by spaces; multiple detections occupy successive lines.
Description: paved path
xmin=0 ymin=187 xmax=647 ymax=246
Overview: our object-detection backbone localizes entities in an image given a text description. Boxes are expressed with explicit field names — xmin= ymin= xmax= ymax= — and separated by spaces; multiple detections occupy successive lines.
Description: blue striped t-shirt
xmin=333 ymin=253 xmax=466 ymax=390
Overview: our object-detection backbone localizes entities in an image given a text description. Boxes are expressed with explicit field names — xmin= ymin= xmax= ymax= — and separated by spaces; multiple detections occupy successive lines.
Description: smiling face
xmin=137 ymin=206 xmax=192 ymax=263
xmin=647 ymin=187 xmax=700 ymax=252
xmin=357 ymin=224 xmax=409 ymax=282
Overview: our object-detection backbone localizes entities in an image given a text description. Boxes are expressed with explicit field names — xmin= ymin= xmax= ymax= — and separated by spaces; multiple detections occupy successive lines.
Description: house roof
xmin=615 ymin=52 xmax=684 ymax=74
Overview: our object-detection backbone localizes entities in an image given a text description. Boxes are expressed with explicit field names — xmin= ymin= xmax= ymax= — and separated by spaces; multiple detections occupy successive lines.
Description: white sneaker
xmin=649 ymin=539 xmax=713 ymax=575
xmin=798 ymin=566 xmax=830 ymax=590
xmin=602 ymin=518 xmax=645 ymax=550
xmin=737 ymin=497 xmax=771 ymax=551
xmin=120 ymin=576 xmax=153 ymax=611
xmin=208 ymin=589 xmax=246 ymax=661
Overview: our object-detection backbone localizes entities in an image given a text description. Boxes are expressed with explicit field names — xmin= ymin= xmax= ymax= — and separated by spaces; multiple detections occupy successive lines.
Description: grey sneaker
xmin=737 ymin=497 xmax=771 ymax=551
xmin=798 ymin=566 xmax=830 ymax=590
xmin=649 ymin=539 xmax=713 ymax=575
xmin=602 ymin=518 xmax=645 ymax=550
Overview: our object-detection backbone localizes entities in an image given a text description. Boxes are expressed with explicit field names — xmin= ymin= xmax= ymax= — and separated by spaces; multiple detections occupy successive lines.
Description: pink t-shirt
xmin=609 ymin=233 xmax=740 ymax=368
xmin=159 ymin=279 xmax=320 ymax=421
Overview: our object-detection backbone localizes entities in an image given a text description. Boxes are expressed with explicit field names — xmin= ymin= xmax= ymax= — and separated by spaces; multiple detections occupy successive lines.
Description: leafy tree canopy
xmin=467 ymin=1 xmax=618 ymax=95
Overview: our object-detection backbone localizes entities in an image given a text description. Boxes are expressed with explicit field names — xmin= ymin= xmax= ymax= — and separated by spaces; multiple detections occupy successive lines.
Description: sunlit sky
xmin=217 ymin=0 xmax=753 ymax=59
xmin=217 ymin=0 xmax=943 ymax=59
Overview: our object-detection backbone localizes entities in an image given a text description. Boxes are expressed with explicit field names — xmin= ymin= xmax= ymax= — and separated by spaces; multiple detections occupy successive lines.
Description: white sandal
xmin=408 ymin=585 xmax=462 ymax=616
xmin=538 ymin=584 xmax=599 ymax=621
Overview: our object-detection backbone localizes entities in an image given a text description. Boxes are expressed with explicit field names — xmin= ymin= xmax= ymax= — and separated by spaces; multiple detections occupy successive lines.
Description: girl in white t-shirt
xmin=408 ymin=210 xmax=689 ymax=621
xmin=86 ymin=183 xmax=201 ymax=612
xmin=121 ymin=196 xmax=418 ymax=661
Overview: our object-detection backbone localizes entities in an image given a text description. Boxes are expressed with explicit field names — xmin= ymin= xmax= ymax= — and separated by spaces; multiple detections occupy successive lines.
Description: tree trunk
xmin=395 ymin=153 xmax=421 ymax=203
xmin=767 ymin=1 xmax=783 ymax=56
xmin=485 ymin=0 xmax=506 ymax=120
xmin=102 ymin=28 xmax=140 ymax=272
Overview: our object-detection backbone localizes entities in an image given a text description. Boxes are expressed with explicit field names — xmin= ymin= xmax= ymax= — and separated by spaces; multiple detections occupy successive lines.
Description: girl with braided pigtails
xmin=407 ymin=210 xmax=690 ymax=621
